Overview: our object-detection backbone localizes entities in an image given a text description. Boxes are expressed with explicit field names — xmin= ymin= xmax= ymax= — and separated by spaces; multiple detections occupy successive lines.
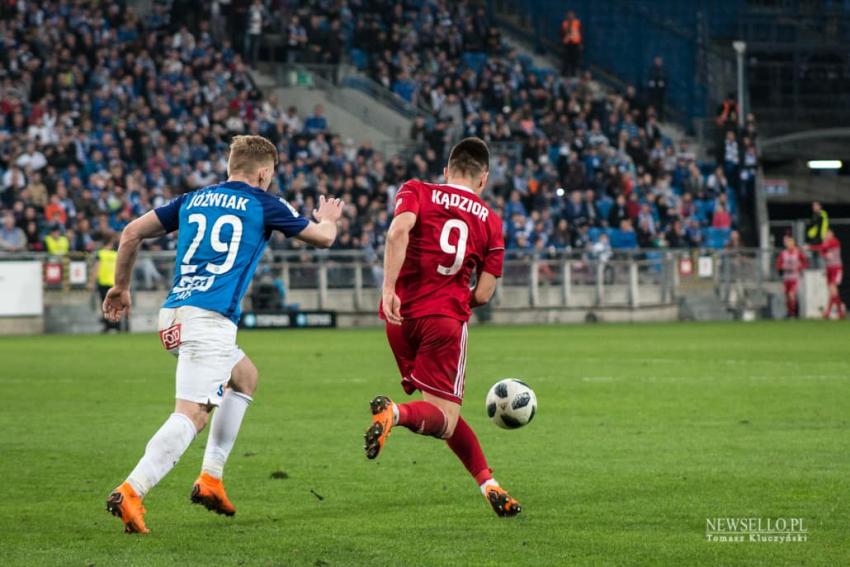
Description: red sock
xmin=396 ymin=401 xmax=447 ymax=437
xmin=446 ymin=417 xmax=492 ymax=485
xmin=825 ymin=296 xmax=836 ymax=317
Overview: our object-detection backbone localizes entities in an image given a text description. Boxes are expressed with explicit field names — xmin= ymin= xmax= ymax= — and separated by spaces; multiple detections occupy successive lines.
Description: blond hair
xmin=227 ymin=135 xmax=278 ymax=176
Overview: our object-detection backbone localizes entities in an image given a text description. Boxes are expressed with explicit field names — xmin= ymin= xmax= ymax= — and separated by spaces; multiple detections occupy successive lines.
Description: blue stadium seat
xmin=588 ymin=227 xmax=602 ymax=242
xmin=611 ymin=230 xmax=638 ymax=249
xmin=350 ymin=48 xmax=368 ymax=70
xmin=693 ymin=200 xmax=707 ymax=223
xmin=704 ymin=228 xmax=731 ymax=249
xmin=461 ymin=52 xmax=487 ymax=74
xmin=595 ymin=197 xmax=613 ymax=220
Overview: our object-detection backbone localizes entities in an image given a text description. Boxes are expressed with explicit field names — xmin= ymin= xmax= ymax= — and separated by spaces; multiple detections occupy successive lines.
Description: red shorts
xmin=386 ymin=316 xmax=468 ymax=405
xmin=783 ymin=279 xmax=799 ymax=295
xmin=827 ymin=266 xmax=843 ymax=286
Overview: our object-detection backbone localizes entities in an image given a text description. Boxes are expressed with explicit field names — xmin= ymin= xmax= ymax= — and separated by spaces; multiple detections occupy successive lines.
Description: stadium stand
xmin=0 ymin=0 xmax=754 ymax=265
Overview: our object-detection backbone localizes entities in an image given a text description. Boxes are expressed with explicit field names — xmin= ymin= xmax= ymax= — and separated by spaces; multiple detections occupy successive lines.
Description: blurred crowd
xmin=0 ymin=0 xmax=748 ymax=266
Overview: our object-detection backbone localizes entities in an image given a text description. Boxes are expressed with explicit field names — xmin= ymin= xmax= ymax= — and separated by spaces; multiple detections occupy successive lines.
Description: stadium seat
xmin=611 ymin=230 xmax=638 ymax=250
xmin=461 ymin=52 xmax=488 ymax=74
xmin=350 ymin=48 xmax=368 ymax=70
xmin=595 ymin=198 xmax=613 ymax=220
xmin=703 ymin=228 xmax=731 ymax=249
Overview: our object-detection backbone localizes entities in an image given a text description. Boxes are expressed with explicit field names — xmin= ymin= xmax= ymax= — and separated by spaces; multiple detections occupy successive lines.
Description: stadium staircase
xmin=252 ymin=65 xmax=415 ymax=152
xmin=677 ymin=287 xmax=734 ymax=321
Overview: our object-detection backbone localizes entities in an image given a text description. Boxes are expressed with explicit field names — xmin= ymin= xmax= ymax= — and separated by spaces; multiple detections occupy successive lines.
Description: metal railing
xmin=1 ymin=247 xmax=789 ymax=312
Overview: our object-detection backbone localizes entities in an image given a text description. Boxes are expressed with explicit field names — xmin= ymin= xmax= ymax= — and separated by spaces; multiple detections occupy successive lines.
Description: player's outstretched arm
xmin=296 ymin=195 xmax=343 ymax=248
xmin=103 ymin=211 xmax=167 ymax=322
xmin=382 ymin=212 xmax=416 ymax=325
xmin=471 ymin=271 xmax=498 ymax=308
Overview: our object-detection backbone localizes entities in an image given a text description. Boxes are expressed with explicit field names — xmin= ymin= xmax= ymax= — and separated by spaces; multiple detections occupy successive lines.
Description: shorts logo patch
xmin=159 ymin=323 xmax=182 ymax=351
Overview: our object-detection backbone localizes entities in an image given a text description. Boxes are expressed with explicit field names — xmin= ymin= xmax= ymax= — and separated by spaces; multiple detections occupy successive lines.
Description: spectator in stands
xmin=712 ymin=203 xmax=732 ymax=229
xmin=24 ymin=221 xmax=43 ymax=252
xmin=282 ymin=106 xmax=303 ymax=132
xmin=44 ymin=225 xmax=69 ymax=256
xmin=806 ymin=201 xmax=829 ymax=245
xmin=716 ymin=93 xmax=740 ymax=128
xmin=244 ymin=0 xmax=266 ymax=67
xmin=608 ymin=194 xmax=629 ymax=228
xmin=304 ymin=105 xmax=328 ymax=134
xmin=93 ymin=233 xmax=121 ymax=333
xmin=740 ymin=140 xmax=758 ymax=200
xmin=591 ymin=232 xmax=612 ymax=263
xmin=742 ymin=113 xmax=759 ymax=144
xmin=0 ymin=0 xmax=751 ymax=269
xmin=44 ymin=195 xmax=68 ymax=227
xmin=393 ymin=71 xmax=417 ymax=105
xmin=722 ymin=130 xmax=740 ymax=189
xmin=0 ymin=211 xmax=26 ymax=252
xmin=647 ymin=56 xmax=667 ymax=120
xmin=726 ymin=229 xmax=742 ymax=251
xmin=286 ymin=15 xmax=307 ymax=63
xmin=666 ymin=219 xmax=688 ymax=248
xmin=2 ymin=165 xmax=26 ymax=206
xmin=560 ymin=10 xmax=583 ymax=77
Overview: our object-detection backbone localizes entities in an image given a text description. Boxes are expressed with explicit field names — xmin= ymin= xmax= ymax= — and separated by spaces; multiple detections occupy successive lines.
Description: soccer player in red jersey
xmin=809 ymin=229 xmax=845 ymax=319
xmin=363 ymin=137 xmax=521 ymax=517
xmin=776 ymin=235 xmax=809 ymax=318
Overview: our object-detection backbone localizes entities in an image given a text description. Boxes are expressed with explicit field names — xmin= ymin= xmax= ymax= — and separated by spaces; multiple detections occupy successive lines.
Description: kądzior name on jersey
xmin=383 ymin=179 xmax=505 ymax=322
xmin=154 ymin=181 xmax=308 ymax=323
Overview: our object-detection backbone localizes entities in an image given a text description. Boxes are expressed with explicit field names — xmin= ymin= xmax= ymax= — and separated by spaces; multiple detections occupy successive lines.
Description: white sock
xmin=201 ymin=390 xmax=252 ymax=479
xmin=127 ymin=412 xmax=197 ymax=498
xmin=391 ymin=403 xmax=399 ymax=425
xmin=479 ymin=478 xmax=500 ymax=495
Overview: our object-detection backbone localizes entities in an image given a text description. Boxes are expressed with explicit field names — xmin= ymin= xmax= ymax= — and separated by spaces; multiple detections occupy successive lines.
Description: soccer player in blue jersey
xmin=102 ymin=135 xmax=343 ymax=534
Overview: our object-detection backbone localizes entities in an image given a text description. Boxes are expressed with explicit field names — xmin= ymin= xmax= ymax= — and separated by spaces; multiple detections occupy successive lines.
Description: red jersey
xmin=810 ymin=237 xmax=842 ymax=268
xmin=383 ymin=179 xmax=505 ymax=322
xmin=776 ymin=248 xmax=808 ymax=281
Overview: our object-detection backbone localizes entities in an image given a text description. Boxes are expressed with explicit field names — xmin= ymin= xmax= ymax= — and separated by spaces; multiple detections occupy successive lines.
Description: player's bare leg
xmin=192 ymin=356 xmax=258 ymax=516
xmin=107 ymin=400 xmax=209 ymax=533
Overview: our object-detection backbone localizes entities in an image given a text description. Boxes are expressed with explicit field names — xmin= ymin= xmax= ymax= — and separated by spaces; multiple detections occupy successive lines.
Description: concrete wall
xmin=17 ymin=285 xmax=678 ymax=336
xmin=0 ymin=316 xmax=43 ymax=335
xmin=273 ymin=87 xmax=399 ymax=147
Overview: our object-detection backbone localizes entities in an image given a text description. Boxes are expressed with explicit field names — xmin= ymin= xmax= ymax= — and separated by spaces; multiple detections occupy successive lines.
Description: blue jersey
xmin=154 ymin=181 xmax=308 ymax=323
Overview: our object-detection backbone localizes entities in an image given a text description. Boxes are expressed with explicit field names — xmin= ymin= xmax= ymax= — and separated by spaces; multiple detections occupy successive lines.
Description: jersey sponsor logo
xmin=431 ymin=189 xmax=488 ymax=221
xmin=171 ymin=274 xmax=216 ymax=300
xmin=159 ymin=323 xmax=182 ymax=351
xmin=186 ymin=192 xmax=249 ymax=212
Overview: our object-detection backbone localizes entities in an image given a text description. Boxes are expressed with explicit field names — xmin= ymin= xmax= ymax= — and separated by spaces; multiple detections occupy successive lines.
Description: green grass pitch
xmin=1 ymin=321 xmax=848 ymax=566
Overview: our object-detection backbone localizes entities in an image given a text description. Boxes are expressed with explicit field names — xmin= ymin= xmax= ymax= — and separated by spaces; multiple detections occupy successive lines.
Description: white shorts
xmin=158 ymin=306 xmax=245 ymax=406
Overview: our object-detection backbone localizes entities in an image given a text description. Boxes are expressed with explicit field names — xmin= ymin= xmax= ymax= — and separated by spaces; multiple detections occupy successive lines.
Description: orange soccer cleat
xmin=364 ymin=395 xmax=395 ymax=459
xmin=190 ymin=472 xmax=236 ymax=516
xmin=106 ymin=482 xmax=150 ymax=534
xmin=483 ymin=483 xmax=522 ymax=518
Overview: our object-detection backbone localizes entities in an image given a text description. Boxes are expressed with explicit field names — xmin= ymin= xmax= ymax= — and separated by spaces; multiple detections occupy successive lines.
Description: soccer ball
xmin=485 ymin=379 xmax=537 ymax=429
